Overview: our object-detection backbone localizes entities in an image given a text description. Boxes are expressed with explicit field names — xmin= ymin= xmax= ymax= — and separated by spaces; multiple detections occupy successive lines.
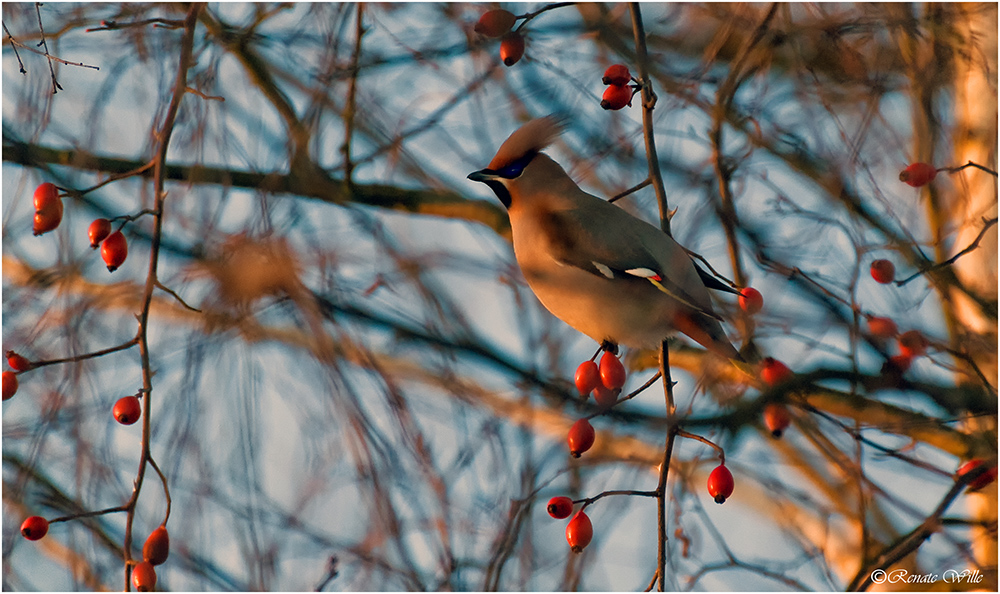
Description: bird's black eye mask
xmin=468 ymin=151 xmax=538 ymax=209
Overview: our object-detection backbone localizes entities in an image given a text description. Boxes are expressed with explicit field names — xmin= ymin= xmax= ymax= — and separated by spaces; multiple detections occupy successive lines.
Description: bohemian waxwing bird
xmin=468 ymin=116 xmax=743 ymax=362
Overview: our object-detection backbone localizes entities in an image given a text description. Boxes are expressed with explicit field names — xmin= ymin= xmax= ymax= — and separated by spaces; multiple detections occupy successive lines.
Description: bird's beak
xmin=467 ymin=169 xmax=511 ymax=209
xmin=467 ymin=169 xmax=496 ymax=183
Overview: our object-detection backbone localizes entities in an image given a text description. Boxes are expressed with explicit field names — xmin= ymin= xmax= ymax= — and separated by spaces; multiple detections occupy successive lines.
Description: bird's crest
xmin=488 ymin=115 xmax=566 ymax=170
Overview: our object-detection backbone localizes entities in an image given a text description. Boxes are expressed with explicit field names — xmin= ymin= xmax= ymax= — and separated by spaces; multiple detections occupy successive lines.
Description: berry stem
xmin=25 ymin=335 xmax=140 ymax=371
xmin=937 ymin=160 xmax=998 ymax=177
xmin=574 ymin=488 xmax=659 ymax=510
xmin=148 ymin=456 xmax=172 ymax=524
xmin=513 ymin=2 xmax=576 ymax=32
xmin=676 ymin=429 xmax=725 ymax=462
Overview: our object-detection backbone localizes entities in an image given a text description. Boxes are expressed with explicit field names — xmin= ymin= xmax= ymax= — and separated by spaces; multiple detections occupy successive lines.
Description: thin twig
xmin=576 ymin=489 xmax=658 ymax=509
xmin=514 ymin=2 xmax=576 ymax=32
xmin=185 ymin=86 xmax=225 ymax=101
xmin=341 ymin=3 xmax=364 ymax=187
xmin=644 ymin=571 xmax=658 ymax=592
xmin=76 ymin=160 xmax=156 ymax=196
xmin=938 ymin=160 xmax=999 ymax=177
xmin=155 ymin=281 xmax=201 ymax=312
xmin=34 ymin=2 xmax=63 ymax=92
xmin=147 ymin=456 xmax=172 ymax=523
xmin=895 ymin=217 xmax=998 ymax=286
xmin=4 ymin=36 xmax=100 ymax=70
xmin=26 ymin=335 xmax=140 ymax=370
xmin=3 ymin=21 xmax=27 ymax=73
xmin=85 ymin=18 xmax=185 ymax=32
xmin=608 ymin=177 xmax=651 ymax=203
xmin=49 ymin=504 xmax=129 ymax=524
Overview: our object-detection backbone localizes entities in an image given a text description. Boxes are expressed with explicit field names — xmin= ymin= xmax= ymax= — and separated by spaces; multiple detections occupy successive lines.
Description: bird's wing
xmin=537 ymin=201 xmax=722 ymax=321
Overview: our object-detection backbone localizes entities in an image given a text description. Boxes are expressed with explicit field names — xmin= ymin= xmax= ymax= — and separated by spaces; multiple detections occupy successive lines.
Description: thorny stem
xmin=121 ymin=4 xmax=202 ymax=590
xmin=629 ymin=4 xmax=675 ymax=590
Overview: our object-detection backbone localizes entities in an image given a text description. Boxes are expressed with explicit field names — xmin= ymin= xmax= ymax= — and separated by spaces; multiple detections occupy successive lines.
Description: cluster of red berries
xmin=32 ymin=182 xmax=64 ymax=236
xmin=20 ymin=516 xmax=168 ymax=589
xmin=474 ymin=9 xmax=524 ymax=67
xmin=546 ymin=497 xmax=593 ymax=552
xmin=27 ymin=182 xmax=129 ymax=271
xmin=566 ymin=350 xmax=628 ymax=457
xmin=574 ymin=351 xmax=626 ymax=409
xmin=599 ymin=64 xmax=636 ymax=111
xmin=3 ymin=351 xmax=31 ymax=401
xmin=89 ymin=218 xmax=129 ymax=272
xmin=759 ymin=357 xmax=794 ymax=438
xmin=899 ymin=162 xmax=937 ymax=188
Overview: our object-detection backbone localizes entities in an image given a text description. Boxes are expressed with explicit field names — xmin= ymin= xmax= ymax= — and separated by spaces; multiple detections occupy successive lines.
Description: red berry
xmin=760 ymin=357 xmax=793 ymax=386
xmin=499 ymin=31 xmax=524 ymax=67
xmin=567 ymin=418 xmax=595 ymax=458
xmin=870 ymin=259 xmax=895 ymax=284
xmin=598 ymin=351 xmax=626 ymax=390
xmin=113 ymin=395 xmax=142 ymax=425
xmin=2 ymin=371 xmax=18 ymax=401
xmin=957 ymin=459 xmax=998 ymax=492
xmin=899 ymin=162 xmax=937 ymax=187
xmin=6 ymin=351 xmax=31 ymax=371
xmin=20 ymin=516 xmax=49 ymax=540
xmin=143 ymin=525 xmax=170 ymax=565
xmin=739 ymin=287 xmax=764 ymax=314
xmin=474 ymin=9 xmax=516 ymax=38
xmin=132 ymin=561 xmax=157 ymax=592
xmin=602 ymin=63 xmax=631 ymax=86
xmin=574 ymin=360 xmax=600 ymax=396
xmin=566 ymin=510 xmax=593 ymax=553
xmin=600 ymin=84 xmax=632 ymax=110
xmin=546 ymin=496 xmax=574 ymax=519
xmin=592 ymin=385 xmax=618 ymax=409
xmin=707 ymin=464 xmax=734 ymax=504
xmin=88 ymin=218 xmax=112 ymax=249
xmin=867 ymin=316 xmax=898 ymax=339
xmin=33 ymin=204 xmax=63 ymax=236
xmin=101 ymin=230 xmax=128 ymax=272
xmin=763 ymin=403 xmax=791 ymax=438
xmin=32 ymin=183 xmax=64 ymax=236
xmin=898 ymin=330 xmax=929 ymax=358
xmin=881 ymin=354 xmax=912 ymax=378
xmin=33 ymin=182 xmax=60 ymax=213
